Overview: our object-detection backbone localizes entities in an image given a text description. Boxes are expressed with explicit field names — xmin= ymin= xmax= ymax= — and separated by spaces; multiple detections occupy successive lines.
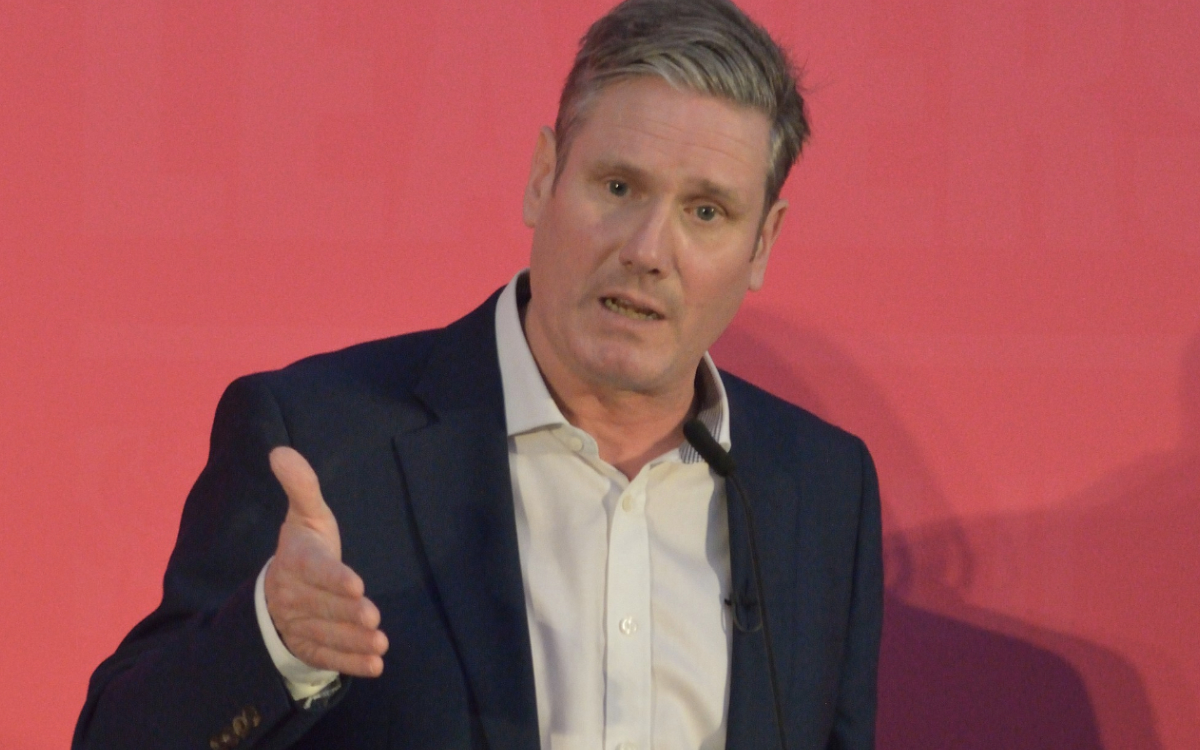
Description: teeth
xmin=604 ymin=297 xmax=661 ymax=321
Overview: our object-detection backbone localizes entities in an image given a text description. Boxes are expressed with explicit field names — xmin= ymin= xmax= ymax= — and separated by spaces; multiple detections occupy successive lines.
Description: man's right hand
xmin=264 ymin=446 xmax=389 ymax=677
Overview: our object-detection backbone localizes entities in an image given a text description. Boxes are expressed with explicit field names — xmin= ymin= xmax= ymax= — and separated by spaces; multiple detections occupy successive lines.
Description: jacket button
xmin=244 ymin=706 xmax=262 ymax=727
xmin=232 ymin=715 xmax=249 ymax=737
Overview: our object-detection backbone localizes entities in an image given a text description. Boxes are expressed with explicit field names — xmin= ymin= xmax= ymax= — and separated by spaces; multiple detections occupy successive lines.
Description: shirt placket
xmin=603 ymin=467 xmax=654 ymax=750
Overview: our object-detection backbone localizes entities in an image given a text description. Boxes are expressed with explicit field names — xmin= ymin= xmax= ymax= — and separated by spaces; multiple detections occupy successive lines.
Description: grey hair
xmin=554 ymin=0 xmax=809 ymax=210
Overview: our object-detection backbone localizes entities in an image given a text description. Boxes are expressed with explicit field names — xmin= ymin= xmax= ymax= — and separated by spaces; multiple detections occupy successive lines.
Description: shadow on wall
xmin=711 ymin=310 xmax=1188 ymax=750
xmin=888 ymin=329 xmax=1200 ymax=749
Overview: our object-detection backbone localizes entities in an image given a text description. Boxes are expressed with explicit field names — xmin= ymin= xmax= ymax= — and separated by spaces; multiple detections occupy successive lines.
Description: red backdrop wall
xmin=2 ymin=2 xmax=1197 ymax=748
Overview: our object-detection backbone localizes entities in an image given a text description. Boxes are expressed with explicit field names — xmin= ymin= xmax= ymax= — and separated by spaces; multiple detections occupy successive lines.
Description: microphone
xmin=684 ymin=418 xmax=788 ymax=750
xmin=682 ymin=419 xmax=737 ymax=477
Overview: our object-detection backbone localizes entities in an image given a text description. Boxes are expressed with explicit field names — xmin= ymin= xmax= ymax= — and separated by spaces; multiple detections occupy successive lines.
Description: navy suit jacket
xmin=75 ymin=289 xmax=882 ymax=750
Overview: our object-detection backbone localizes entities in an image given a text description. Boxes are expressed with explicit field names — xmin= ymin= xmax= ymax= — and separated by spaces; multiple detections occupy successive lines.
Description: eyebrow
xmin=692 ymin=178 xmax=745 ymax=212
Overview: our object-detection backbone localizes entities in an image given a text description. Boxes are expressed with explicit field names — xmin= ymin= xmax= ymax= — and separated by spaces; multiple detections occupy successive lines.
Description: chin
xmin=569 ymin=333 xmax=693 ymax=392
xmin=578 ymin=354 xmax=673 ymax=394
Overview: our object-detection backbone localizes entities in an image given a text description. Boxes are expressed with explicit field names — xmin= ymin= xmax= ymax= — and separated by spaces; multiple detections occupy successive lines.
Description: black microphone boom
xmin=682 ymin=418 xmax=737 ymax=477
xmin=683 ymin=418 xmax=788 ymax=750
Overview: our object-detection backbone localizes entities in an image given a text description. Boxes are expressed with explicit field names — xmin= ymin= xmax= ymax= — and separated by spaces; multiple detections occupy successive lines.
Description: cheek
xmin=686 ymin=269 xmax=752 ymax=331
xmin=530 ymin=212 xmax=575 ymax=278
xmin=688 ymin=251 xmax=754 ymax=297
xmin=530 ymin=229 xmax=597 ymax=316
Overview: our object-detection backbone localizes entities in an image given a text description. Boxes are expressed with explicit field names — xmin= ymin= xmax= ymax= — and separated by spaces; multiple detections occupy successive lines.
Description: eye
xmin=694 ymin=205 xmax=720 ymax=222
xmin=607 ymin=180 xmax=629 ymax=197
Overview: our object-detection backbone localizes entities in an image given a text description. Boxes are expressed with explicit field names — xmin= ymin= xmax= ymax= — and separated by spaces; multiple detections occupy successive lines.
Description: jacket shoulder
xmin=274 ymin=328 xmax=442 ymax=393
xmin=239 ymin=286 xmax=502 ymax=406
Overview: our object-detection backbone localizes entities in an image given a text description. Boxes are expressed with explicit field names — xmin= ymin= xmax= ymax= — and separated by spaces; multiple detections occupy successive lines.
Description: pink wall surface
xmin=2 ymin=1 xmax=1197 ymax=748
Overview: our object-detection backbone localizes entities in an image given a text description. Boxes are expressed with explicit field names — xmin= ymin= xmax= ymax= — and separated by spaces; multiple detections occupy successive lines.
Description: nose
xmin=617 ymin=200 xmax=677 ymax=277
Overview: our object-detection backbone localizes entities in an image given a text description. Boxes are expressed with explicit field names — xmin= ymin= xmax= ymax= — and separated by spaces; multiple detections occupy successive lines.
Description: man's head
xmin=554 ymin=0 xmax=809 ymax=211
xmin=522 ymin=0 xmax=806 ymax=404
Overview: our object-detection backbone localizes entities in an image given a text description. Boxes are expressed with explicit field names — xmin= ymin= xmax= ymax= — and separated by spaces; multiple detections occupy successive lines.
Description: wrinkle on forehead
xmin=609 ymin=117 xmax=768 ymax=171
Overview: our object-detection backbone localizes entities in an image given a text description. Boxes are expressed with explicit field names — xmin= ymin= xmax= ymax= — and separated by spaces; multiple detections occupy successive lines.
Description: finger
xmin=299 ymin=555 xmax=366 ymax=599
xmin=296 ymin=647 xmax=385 ymax=679
xmin=270 ymin=579 xmax=380 ymax=628
xmin=269 ymin=446 xmax=333 ymax=526
xmin=284 ymin=618 xmax=390 ymax=658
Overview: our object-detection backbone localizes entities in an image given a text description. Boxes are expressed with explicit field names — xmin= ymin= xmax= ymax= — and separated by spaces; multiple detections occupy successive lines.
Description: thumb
xmin=269 ymin=446 xmax=335 ymax=529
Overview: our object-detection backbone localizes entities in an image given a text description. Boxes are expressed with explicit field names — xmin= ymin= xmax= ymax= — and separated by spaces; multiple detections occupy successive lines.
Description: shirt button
xmin=617 ymin=742 xmax=638 ymax=750
xmin=621 ymin=495 xmax=633 ymax=512
xmin=619 ymin=616 xmax=637 ymax=635
xmin=568 ymin=435 xmax=584 ymax=452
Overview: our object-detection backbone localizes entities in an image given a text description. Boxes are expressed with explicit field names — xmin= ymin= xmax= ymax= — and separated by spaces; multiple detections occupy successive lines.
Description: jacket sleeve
xmin=828 ymin=439 xmax=884 ymax=750
xmin=73 ymin=375 xmax=346 ymax=750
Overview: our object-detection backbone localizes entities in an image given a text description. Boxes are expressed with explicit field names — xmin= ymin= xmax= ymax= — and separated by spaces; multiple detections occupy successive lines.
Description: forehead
xmin=566 ymin=77 xmax=773 ymax=193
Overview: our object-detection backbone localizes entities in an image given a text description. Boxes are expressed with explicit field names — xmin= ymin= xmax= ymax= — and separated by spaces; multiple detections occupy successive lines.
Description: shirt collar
xmin=494 ymin=270 xmax=731 ymax=460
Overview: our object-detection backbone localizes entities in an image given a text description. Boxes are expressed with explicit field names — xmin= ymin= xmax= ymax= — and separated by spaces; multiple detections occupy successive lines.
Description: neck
xmin=554 ymin=384 xmax=697 ymax=479
xmin=521 ymin=301 xmax=698 ymax=479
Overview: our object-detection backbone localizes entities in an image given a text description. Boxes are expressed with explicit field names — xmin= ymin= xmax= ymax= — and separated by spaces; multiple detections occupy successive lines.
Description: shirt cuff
xmin=255 ymin=557 xmax=340 ymax=701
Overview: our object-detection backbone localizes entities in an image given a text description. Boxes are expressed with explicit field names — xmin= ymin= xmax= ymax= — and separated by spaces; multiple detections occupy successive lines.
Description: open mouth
xmin=602 ymin=296 xmax=663 ymax=321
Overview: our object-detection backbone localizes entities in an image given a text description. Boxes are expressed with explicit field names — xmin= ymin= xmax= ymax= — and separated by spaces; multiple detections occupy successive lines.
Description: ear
xmin=749 ymin=199 xmax=787 ymax=291
xmin=523 ymin=126 xmax=558 ymax=228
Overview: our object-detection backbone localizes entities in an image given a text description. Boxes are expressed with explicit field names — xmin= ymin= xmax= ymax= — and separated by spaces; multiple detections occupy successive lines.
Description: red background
xmin=2 ymin=1 xmax=1198 ymax=748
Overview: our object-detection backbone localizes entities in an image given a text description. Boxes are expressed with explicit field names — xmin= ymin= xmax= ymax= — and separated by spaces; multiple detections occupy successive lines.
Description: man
xmin=75 ymin=0 xmax=882 ymax=748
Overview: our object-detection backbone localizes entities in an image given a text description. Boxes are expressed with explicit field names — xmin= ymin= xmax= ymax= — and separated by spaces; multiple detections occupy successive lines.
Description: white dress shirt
xmin=256 ymin=271 xmax=734 ymax=749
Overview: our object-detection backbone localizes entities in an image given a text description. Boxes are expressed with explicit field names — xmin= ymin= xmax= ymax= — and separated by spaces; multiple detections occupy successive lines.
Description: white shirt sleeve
xmin=254 ymin=558 xmax=340 ymax=701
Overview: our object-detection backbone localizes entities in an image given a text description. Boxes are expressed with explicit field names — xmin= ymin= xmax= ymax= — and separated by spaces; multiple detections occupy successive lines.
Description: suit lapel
xmin=392 ymin=292 xmax=540 ymax=749
xmin=724 ymin=391 xmax=799 ymax=749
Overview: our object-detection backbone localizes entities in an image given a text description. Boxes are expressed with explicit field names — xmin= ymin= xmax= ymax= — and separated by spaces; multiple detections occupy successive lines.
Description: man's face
xmin=522 ymin=76 xmax=787 ymax=398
